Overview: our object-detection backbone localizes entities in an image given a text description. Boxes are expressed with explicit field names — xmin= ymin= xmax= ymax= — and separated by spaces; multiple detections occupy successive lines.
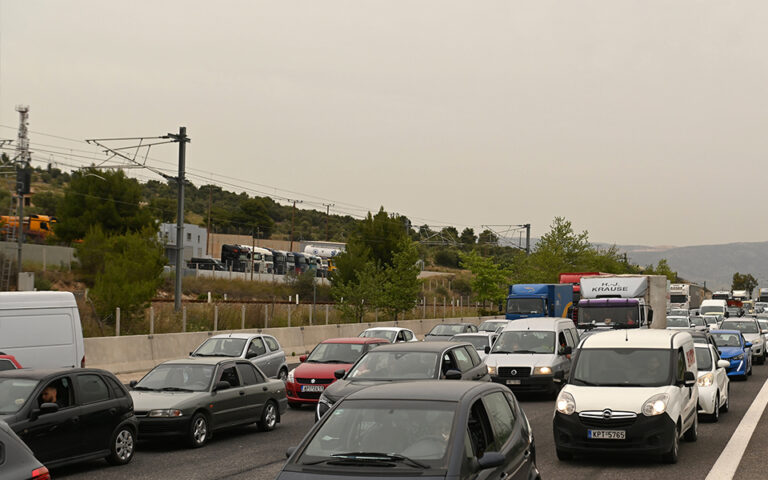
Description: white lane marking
xmin=706 ymin=377 xmax=768 ymax=480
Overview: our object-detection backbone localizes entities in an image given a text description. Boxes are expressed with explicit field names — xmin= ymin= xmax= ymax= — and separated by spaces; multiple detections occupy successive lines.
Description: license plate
xmin=588 ymin=430 xmax=626 ymax=440
xmin=301 ymin=385 xmax=325 ymax=392
xmin=506 ymin=379 xmax=521 ymax=385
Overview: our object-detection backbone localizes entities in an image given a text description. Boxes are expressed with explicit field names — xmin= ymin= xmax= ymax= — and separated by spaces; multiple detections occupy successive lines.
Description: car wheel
xmin=278 ymin=368 xmax=288 ymax=382
xmin=187 ymin=412 xmax=210 ymax=448
xmin=106 ymin=425 xmax=135 ymax=465
xmin=759 ymin=351 xmax=766 ymax=365
xmin=710 ymin=394 xmax=720 ymax=422
xmin=288 ymin=402 xmax=302 ymax=409
xmin=748 ymin=361 xmax=753 ymax=376
xmin=556 ymin=448 xmax=573 ymax=461
xmin=684 ymin=414 xmax=698 ymax=442
xmin=662 ymin=425 xmax=680 ymax=464
xmin=721 ymin=385 xmax=730 ymax=412
xmin=259 ymin=400 xmax=278 ymax=432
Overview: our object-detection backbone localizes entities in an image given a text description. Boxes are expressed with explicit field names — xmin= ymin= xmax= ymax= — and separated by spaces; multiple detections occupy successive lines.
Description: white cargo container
xmin=669 ymin=283 xmax=705 ymax=310
xmin=579 ymin=274 xmax=669 ymax=329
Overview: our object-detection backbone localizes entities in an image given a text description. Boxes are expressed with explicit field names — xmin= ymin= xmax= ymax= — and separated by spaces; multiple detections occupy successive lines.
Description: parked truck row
xmin=189 ymin=243 xmax=343 ymax=278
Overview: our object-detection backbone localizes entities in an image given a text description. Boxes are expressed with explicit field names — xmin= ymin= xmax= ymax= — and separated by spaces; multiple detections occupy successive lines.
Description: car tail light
xmin=32 ymin=467 xmax=51 ymax=480
xmin=81 ymin=355 xmax=86 ymax=368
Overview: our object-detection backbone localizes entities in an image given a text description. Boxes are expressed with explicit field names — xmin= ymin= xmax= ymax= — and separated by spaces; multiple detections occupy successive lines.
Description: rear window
xmin=0 ymin=360 xmax=16 ymax=371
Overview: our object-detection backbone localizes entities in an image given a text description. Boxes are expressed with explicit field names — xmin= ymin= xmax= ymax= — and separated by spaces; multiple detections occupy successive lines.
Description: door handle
xmin=524 ymin=449 xmax=531 ymax=458
xmin=71 ymin=417 xmax=80 ymax=424
xmin=239 ymin=390 xmax=246 ymax=396
xmin=109 ymin=408 xmax=117 ymax=415
xmin=262 ymin=386 xmax=268 ymax=391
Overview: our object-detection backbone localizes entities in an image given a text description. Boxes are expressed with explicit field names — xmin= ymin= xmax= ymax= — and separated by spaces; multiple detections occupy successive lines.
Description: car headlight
xmin=148 ymin=409 xmax=183 ymax=418
xmin=287 ymin=368 xmax=295 ymax=383
xmin=487 ymin=365 xmax=496 ymax=375
xmin=698 ymin=373 xmax=714 ymax=387
xmin=642 ymin=393 xmax=669 ymax=417
xmin=533 ymin=366 xmax=553 ymax=376
xmin=556 ymin=391 xmax=576 ymax=415
xmin=733 ymin=354 xmax=744 ymax=361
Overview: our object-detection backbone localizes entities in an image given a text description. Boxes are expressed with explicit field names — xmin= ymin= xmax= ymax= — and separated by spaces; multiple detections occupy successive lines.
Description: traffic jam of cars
xmin=2 ymin=280 xmax=768 ymax=479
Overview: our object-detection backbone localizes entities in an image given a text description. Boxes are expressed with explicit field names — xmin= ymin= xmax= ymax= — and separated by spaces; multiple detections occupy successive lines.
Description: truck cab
xmin=578 ymin=298 xmax=648 ymax=330
xmin=506 ymin=284 xmax=572 ymax=321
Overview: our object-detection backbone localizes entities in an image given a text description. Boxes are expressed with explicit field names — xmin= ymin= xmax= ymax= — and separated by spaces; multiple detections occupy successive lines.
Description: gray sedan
xmin=130 ymin=358 xmax=287 ymax=448
xmin=191 ymin=333 xmax=289 ymax=380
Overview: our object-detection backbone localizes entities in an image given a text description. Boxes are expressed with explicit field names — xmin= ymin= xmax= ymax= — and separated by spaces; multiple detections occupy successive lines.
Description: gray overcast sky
xmin=1 ymin=1 xmax=767 ymax=247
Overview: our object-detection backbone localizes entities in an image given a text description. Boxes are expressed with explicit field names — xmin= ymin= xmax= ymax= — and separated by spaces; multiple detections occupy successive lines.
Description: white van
xmin=700 ymin=299 xmax=728 ymax=318
xmin=0 ymin=291 xmax=86 ymax=369
xmin=553 ymin=329 xmax=698 ymax=464
xmin=485 ymin=317 xmax=579 ymax=395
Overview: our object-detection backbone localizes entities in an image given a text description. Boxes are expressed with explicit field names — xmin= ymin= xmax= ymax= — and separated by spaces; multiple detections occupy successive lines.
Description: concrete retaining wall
xmin=84 ymin=315 xmax=505 ymax=374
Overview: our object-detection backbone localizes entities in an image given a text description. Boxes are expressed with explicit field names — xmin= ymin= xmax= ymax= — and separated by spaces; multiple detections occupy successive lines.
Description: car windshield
xmin=492 ymin=331 xmax=555 ymax=354
xmin=666 ymin=317 xmax=690 ymax=328
xmin=506 ymin=298 xmax=543 ymax=315
xmin=450 ymin=335 xmax=489 ymax=350
xmin=348 ymin=352 xmax=439 ymax=380
xmin=0 ymin=378 xmax=39 ymax=414
xmin=359 ymin=330 xmax=396 ymax=342
xmin=136 ymin=364 xmax=215 ymax=392
xmin=695 ymin=347 xmax=712 ymax=371
xmin=701 ymin=316 xmax=719 ymax=324
xmin=193 ymin=338 xmax=247 ymax=357
xmin=571 ymin=348 xmax=672 ymax=387
xmin=478 ymin=321 xmax=505 ymax=332
xmin=429 ymin=325 xmax=467 ymax=336
xmin=690 ymin=317 xmax=706 ymax=327
xmin=307 ymin=343 xmax=367 ymax=364
xmin=721 ymin=321 xmax=759 ymax=334
xmin=298 ymin=399 xmax=455 ymax=470
xmin=711 ymin=332 xmax=742 ymax=347
xmin=701 ymin=306 xmax=724 ymax=315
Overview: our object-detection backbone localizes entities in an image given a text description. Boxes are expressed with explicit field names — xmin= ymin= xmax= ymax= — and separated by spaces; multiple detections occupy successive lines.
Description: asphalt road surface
xmin=55 ymin=365 xmax=768 ymax=480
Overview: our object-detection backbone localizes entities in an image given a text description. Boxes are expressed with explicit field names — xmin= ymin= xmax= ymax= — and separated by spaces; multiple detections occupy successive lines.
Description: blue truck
xmin=505 ymin=284 xmax=573 ymax=320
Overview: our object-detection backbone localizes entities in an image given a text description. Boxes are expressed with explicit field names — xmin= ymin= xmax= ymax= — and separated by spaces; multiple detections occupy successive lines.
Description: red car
xmin=0 ymin=355 xmax=21 ymax=370
xmin=286 ymin=337 xmax=388 ymax=408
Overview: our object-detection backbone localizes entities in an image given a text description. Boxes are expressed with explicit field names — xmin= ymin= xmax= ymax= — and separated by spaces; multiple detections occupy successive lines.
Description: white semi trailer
xmin=669 ymin=283 xmax=705 ymax=310
xmin=578 ymin=274 xmax=669 ymax=329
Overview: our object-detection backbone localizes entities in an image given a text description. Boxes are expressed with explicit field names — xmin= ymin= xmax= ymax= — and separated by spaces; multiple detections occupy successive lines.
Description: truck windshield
xmin=571 ymin=348 xmax=672 ymax=387
xmin=506 ymin=298 xmax=544 ymax=315
xmin=578 ymin=306 xmax=639 ymax=328
xmin=670 ymin=295 xmax=687 ymax=304
xmin=700 ymin=306 xmax=724 ymax=315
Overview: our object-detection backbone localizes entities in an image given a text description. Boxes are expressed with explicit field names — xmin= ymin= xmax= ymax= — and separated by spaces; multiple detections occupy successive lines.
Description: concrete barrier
xmin=85 ymin=315 xmax=505 ymax=374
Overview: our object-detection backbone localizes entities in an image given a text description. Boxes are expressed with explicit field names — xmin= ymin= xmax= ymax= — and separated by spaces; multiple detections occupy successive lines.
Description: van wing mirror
xmin=717 ymin=360 xmax=730 ymax=369
xmin=559 ymin=346 xmax=572 ymax=356
xmin=683 ymin=371 xmax=696 ymax=387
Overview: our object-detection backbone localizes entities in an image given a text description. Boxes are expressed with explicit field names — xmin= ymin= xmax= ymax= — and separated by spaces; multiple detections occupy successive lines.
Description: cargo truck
xmin=759 ymin=288 xmax=768 ymax=303
xmin=505 ymin=284 xmax=573 ymax=320
xmin=558 ymin=272 xmax=604 ymax=321
xmin=669 ymin=283 xmax=705 ymax=310
xmin=578 ymin=274 xmax=668 ymax=329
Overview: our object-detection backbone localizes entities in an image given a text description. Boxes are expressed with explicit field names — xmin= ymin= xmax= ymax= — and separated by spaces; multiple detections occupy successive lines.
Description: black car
xmin=424 ymin=323 xmax=479 ymax=341
xmin=316 ymin=342 xmax=491 ymax=420
xmin=0 ymin=368 xmax=138 ymax=469
xmin=281 ymin=381 xmax=539 ymax=480
xmin=0 ymin=420 xmax=49 ymax=480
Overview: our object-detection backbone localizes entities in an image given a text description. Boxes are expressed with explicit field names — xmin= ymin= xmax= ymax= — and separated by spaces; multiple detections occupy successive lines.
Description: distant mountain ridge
xmin=609 ymin=241 xmax=768 ymax=290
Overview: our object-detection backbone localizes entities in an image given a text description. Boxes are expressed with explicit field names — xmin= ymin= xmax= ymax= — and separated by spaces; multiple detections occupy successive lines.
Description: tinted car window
xmin=76 ymin=374 xmax=110 ymax=404
xmin=0 ymin=360 xmax=15 ymax=371
xmin=219 ymin=366 xmax=241 ymax=387
xmin=483 ymin=392 xmax=515 ymax=449
xmin=248 ymin=338 xmax=267 ymax=357
xmin=264 ymin=336 xmax=280 ymax=351
xmin=105 ymin=376 xmax=126 ymax=398
xmin=236 ymin=363 xmax=259 ymax=385
xmin=453 ymin=348 xmax=474 ymax=372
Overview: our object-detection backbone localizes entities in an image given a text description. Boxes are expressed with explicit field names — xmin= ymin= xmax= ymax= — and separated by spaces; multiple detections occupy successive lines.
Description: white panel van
xmin=700 ymin=299 xmax=728 ymax=318
xmin=0 ymin=291 xmax=86 ymax=369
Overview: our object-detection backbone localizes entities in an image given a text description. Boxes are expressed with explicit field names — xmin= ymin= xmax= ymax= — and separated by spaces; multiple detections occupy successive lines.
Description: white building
xmin=159 ymin=223 xmax=208 ymax=264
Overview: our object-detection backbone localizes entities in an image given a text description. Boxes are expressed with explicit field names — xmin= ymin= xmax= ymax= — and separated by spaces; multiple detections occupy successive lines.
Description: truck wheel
xmin=662 ymin=425 xmax=680 ymax=464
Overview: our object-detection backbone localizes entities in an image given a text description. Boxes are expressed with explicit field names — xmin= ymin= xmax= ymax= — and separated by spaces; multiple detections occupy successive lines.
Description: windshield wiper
xmin=160 ymin=387 xmax=194 ymax=392
xmin=330 ymin=452 xmax=428 ymax=469
xmin=491 ymin=350 xmax=514 ymax=354
xmin=571 ymin=378 xmax=597 ymax=386
xmin=132 ymin=386 xmax=156 ymax=391
xmin=513 ymin=350 xmax=539 ymax=354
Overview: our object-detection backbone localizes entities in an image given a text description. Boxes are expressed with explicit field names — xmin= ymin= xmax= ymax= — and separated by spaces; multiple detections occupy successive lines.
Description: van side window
xmin=677 ymin=349 xmax=686 ymax=382
xmin=563 ymin=329 xmax=576 ymax=347
xmin=558 ymin=332 xmax=568 ymax=351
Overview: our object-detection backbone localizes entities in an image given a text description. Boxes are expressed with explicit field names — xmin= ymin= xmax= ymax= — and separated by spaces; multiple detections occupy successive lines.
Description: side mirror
xmin=717 ymin=360 xmax=730 ymax=369
xmin=129 ymin=380 xmax=138 ymax=388
xmin=444 ymin=369 xmax=462 ymax=380
xmin=299 ymin=355 xmax=307 ymax=363
xmin=246 ymin=352 xmax=257 ymax=359
xmin=762 ymin=330 xmax=768 ymax=335
xmin=333 ymin=369 xmax=345 ymax=380
xmin=39 ymin=402 xmax=59 ymax=414
xmin=214 ymin=381 xmax=231 ymax=391
xmin=559 ymin=346 xmax=572 ymax=356
xmin=683 ymin=371 xmax=696 ymax=387
xmin=745 ymin=342 xmax=753 ymax=349
xmin=484 ymin=346 xmax=491 ymax=355
xmin=477 ymin=451 xmax=506 ymax=471
xmin=285 ymin=446 xmax=297 ymax=459
xmin=725 ymin=312 xmax=730 ymax=318
xmin=189 ymin=351 xmax=194 ymax=356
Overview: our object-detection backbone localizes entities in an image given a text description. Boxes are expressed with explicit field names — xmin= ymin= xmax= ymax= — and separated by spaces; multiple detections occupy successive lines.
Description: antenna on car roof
xmin=625 ymin=328 xmax=629 ymax=342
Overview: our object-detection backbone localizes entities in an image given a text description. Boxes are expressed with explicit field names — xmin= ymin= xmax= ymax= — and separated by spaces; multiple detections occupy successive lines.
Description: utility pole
xmin=206 ymin=185 xmax=212 ymax=255
xmin=524 ymin=223 xmax=531 ymax=255
xmin=289 ymin=199 xmax=303 ymax=251
xmin=14 ymin=106 xmax=30 ymax=277
xmin=168 ymin=127 xmax=190 ymax=313
xmin=323 ymin=203 xmax=334 ymax=241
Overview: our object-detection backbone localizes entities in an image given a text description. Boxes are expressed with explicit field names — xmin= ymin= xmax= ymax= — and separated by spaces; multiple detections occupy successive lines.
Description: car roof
xmin=499 ymin=316 xmax=571 ymax=331
xmin=452 ymin=332 xmax=494 ymax=337
xmin=432 ymin=323 xmax=476 ymax=327
xmin=362 ymin=327 xmax=409 ymax=332
xmin=365 ymin=341 xmax=472 ymax=352
xmin=344 ymin=380 xmax=499 ymax=402
xmin=207 ymin=333 xmax=267 ymax=340
xmin=320 ymin=337 xmax=389 ymax=344
xmin=580 ymin=329 xmax=689 ymax=349
xmin=0 ymin=368 xmax=113 ymax=381
xmin=158 ymin=357 xmax=243 ymax=366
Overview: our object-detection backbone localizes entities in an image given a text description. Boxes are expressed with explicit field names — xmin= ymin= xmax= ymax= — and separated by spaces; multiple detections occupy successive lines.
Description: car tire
xmin=278 ymin=368 xmax=288 ymax=382
xmin=288 ymin=402 xmax=302 ymax=409
xmin=556 ymin=448 xmax=573 ymax=461
xmin=684 ymin=414 xmax=698 ymax=442
xmin=259 ymin=400 xmax=279 ymax=432
xmin=710 ymin=394 xmax=720 ymax=422
xmin=721 ymin=385 xmax=730 ymax=412
xmin=106 ymin=425 xmax=135 ymax=466
xmin=748 ymin=361 xmax=753 ymax=376
xmin=759 ymin=351 xmax=766 ymax=365
xmin=187 ymin=412 xmax=210 ymax=448
xmin=662 ymin=425 xmax=680 ymax=464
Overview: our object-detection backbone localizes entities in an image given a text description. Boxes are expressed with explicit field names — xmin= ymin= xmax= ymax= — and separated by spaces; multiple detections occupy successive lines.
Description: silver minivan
xmin=191 ymin=333 xmax=289 ymax=380
xmin=484 ymin=317 xmax=579 ymax=395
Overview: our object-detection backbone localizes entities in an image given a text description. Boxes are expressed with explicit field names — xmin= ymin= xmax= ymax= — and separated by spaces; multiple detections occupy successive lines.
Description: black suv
xmin=0 ymin=368 xmax=138 ymax=469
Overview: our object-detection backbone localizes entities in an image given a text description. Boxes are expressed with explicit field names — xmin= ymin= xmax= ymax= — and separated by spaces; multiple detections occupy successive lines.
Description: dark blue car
xmin=710 ymin=330 xmax=752 ymax=379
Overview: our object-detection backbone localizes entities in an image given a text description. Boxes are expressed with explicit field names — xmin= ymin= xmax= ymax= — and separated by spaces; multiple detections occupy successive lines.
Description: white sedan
xmin=358 ymin=327 xmax=418 ymax=343
xmin=695 ymin=342 xmax=730 ymax=422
